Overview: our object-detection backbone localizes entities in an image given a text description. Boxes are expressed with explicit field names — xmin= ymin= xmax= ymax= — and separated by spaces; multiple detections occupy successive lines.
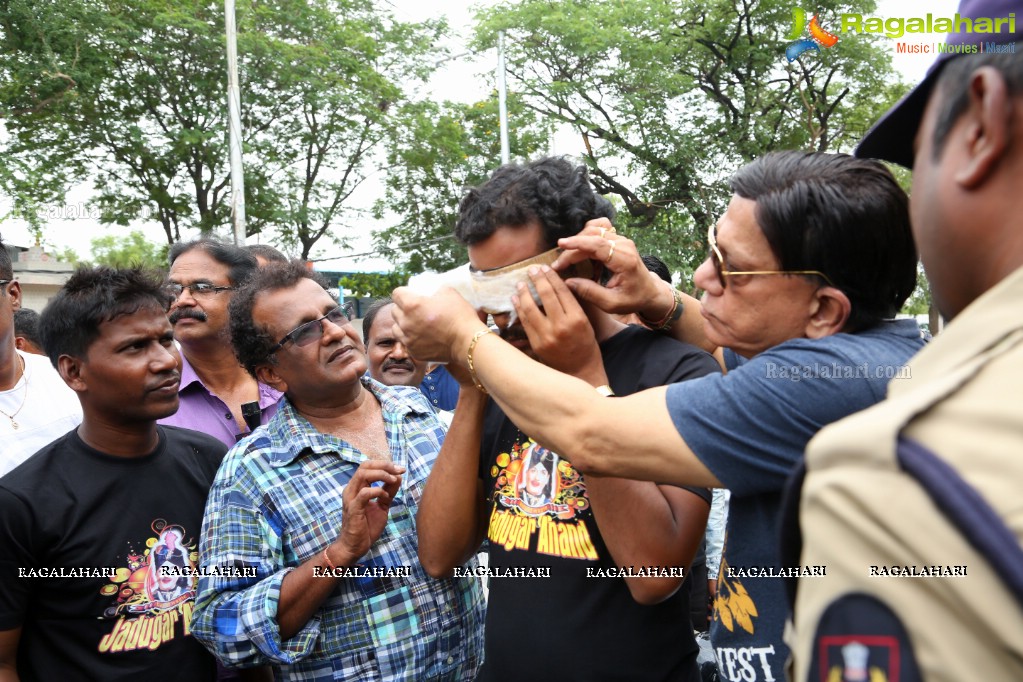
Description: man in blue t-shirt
xmin=392 ymin=151 xmax=924 ymax=682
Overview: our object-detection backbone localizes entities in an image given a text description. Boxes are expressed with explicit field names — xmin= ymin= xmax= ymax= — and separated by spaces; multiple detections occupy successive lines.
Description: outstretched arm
xmin=392 ymin=268 xmax=722 ymax=489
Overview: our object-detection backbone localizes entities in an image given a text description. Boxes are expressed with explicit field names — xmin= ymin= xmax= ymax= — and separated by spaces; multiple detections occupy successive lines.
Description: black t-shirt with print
xmin=0 ymin=426 xmax=226 ymax=682
xmin=477 ymin=325 xmax=719 ymax=682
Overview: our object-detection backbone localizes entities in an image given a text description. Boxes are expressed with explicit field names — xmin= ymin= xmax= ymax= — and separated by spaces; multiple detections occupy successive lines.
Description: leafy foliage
xmin=338 ymin=270 xmax=411 ymax=299
xmin=240 ymin=0 xmax=446 ymax=258
xmin=472 ymin=0 xmax=907 ymax=275
xmin=89 ymin=231 xmax=169 ymax=271
xmin=372 ymin=94 xmax=551 ymax=273
xmin=0 ymin=0 xmax=444 ymax=259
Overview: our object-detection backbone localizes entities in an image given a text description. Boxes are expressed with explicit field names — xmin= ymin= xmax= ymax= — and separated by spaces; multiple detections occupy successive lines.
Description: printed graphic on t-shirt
xmin=714 ymin=557 xmax=759 ymax=635
xmin=97 ymin=519 xmax=198 ymax=654
xmin=487 ymin=438 xmax=598 ymax=561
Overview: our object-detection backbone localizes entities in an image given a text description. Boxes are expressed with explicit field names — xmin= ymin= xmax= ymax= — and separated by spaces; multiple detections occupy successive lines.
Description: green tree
xmin=0 ymin=0 xmax=444 ymax=258
xmin=1 ymin=0 xmax=236 ymax=243
xmin=89 ymin=231 xmax=169 ymax=271
xmin=338 ymin=270 xmax=410 ymax=299
xmin=240 ymin=0 xmax=445 ymax=259
xmin=472 ymin=0 xmax=907 ymax=274
xmin=372 ymin=94 xmax=551 ymax=273
xmin=48 ymin=231 xmax=169 ymax=270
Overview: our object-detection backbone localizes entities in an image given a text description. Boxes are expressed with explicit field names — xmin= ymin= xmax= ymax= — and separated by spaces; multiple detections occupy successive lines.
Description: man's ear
xmin=805 ymin=287 xmax=852 ymax=339
xmin=14 ymin=337 xmax=27 ymax=352
xmin=58 ymin=354 xmax=88 ymax=393
xmin=7 ymin=281 xmax=21 ymax=311
xmin=955 ymin=67 xmax=1011 ymax=189
xmin=255 ymin=363 xmax=287 ymax=393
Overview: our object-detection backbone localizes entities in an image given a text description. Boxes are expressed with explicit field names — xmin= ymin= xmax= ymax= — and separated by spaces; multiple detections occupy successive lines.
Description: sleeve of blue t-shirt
xmin=664 ymin=340 xmax=885 ymax=497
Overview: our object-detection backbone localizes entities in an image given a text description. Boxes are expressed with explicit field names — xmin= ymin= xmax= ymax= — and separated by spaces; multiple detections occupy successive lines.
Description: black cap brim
xmin=854 ymin=63 xmax=947 ymax=169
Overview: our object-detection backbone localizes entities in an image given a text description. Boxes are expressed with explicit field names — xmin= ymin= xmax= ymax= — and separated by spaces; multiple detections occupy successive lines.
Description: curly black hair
xmin=228 ymin=260 xmax=331 ymax=378
xmin=454 ymin=156 xmax=612 ymax=248
xmin=38 ymin=266 xmax=172 ymax=369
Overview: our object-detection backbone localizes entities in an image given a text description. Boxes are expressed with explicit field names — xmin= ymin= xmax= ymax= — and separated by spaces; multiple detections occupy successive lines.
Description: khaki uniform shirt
xmin=790 ymin=266 xmax=1023 ymax=682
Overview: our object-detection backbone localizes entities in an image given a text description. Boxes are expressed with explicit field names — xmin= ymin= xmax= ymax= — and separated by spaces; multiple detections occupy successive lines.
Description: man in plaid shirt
xmin=191 ymin=262 xmax=484 ymax=681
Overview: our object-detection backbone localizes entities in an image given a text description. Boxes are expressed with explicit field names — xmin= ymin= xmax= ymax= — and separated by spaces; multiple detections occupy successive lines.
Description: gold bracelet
xmin=467 ymin=328 xmax=494 ymax=394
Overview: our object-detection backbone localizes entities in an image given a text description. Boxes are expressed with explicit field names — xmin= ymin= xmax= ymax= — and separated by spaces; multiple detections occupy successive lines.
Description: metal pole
xmin=497 ymin=31 xmax=510 ymax=165
xmin=225 ymin=0 xmax=246 ymax=245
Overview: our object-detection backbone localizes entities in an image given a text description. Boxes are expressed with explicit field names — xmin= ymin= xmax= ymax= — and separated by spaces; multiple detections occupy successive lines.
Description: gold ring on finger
xmin=605 ymin=240 xmax=616 ymax=264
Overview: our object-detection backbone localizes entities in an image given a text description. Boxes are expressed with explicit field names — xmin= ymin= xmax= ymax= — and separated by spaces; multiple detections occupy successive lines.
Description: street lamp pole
xmin=225 ymin=0 xmax=246 ymax=245
xmin=497 ymin=31 xmax=510 ymax=165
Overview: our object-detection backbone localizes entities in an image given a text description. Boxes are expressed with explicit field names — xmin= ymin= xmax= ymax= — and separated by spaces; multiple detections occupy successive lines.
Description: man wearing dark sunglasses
xmin=393 ymin=151 xmax=925 ymax=682
xmin=191 ymin=261 xmax=484 ymax=681
xmin=159 ymin=239 xmax=283 ymax=445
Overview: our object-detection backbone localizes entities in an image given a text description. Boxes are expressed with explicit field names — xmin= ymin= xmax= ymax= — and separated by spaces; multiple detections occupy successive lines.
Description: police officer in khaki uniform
xmin=789 ymin=1 xmax=1023 ymax=680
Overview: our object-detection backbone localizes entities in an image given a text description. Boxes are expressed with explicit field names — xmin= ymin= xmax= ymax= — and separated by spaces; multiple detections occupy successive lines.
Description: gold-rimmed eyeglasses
xmin=706 ymin=224 xmax=834 ymax=289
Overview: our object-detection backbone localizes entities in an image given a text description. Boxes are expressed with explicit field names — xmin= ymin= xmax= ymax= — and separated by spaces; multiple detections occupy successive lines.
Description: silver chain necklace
xmin=0 ymin=355 xmax=28 ymax=430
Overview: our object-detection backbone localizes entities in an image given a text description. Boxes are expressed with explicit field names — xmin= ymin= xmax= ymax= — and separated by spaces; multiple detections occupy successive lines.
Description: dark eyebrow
xmin=116 ymin=334 xmax=156 ymax=351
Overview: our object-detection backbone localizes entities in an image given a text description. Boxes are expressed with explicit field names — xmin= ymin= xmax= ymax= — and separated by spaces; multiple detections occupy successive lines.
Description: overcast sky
xmin=1 ymin=0 xmax=959 ymax=270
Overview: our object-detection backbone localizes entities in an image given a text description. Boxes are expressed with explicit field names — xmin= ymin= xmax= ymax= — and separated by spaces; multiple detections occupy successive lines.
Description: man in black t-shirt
xmin=0 ymin=267 xmax=226 ymax=682
xmin=416 ymin=157 xmax=720 ymax=681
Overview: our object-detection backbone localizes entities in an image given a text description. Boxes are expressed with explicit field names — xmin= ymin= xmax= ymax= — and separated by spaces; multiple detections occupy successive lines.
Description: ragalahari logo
xmin=785 ymin=8 xmax=840 ymax=61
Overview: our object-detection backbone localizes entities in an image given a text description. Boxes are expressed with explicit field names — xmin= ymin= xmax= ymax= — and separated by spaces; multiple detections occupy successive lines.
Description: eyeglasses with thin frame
xmin=165 ymin=282 xmax=235 ymax=298
xmin=0 ymin=279 xmax=11 ymax=291
xmin=706 ymin=224 xmax=834 ymax=289
xmin=268 ymin=303 xmax=355 ymax=355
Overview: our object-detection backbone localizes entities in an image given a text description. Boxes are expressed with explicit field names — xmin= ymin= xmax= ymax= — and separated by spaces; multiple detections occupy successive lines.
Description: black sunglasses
xmin=268 ymin=303 xmax=355 ymax=355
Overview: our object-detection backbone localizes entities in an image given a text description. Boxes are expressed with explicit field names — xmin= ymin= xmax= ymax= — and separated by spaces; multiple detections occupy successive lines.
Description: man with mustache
xmin=159 ymin=239 xmax=283 ymax=445
xmin=363 ymin=299 xmax=460 ymax=416
xmin=0 ymin=267 xmax=226 ymax=680
xmin=362 ymin=299 xmax=429 ymax=388
xmin=191 ymin=262 xmax=484 ymax=681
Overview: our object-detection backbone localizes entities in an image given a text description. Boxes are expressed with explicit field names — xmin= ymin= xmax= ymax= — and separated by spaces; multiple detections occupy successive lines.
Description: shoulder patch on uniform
xmin=809 ymin=593 xmax=921 ymax=682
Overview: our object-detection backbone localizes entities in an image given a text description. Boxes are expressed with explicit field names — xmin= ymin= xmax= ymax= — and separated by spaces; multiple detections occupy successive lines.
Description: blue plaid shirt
xmin=191 ymin=378 xmax=485 ymax=681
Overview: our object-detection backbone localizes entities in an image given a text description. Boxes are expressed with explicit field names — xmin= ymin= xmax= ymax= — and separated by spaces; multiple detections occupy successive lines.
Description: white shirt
xmin=0 ymin=350 xmax=83 ymax=477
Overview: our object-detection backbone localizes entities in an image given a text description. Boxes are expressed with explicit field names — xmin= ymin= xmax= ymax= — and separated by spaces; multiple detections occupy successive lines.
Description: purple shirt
xmin=159 ymin=354 xmax=283 ymax=447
